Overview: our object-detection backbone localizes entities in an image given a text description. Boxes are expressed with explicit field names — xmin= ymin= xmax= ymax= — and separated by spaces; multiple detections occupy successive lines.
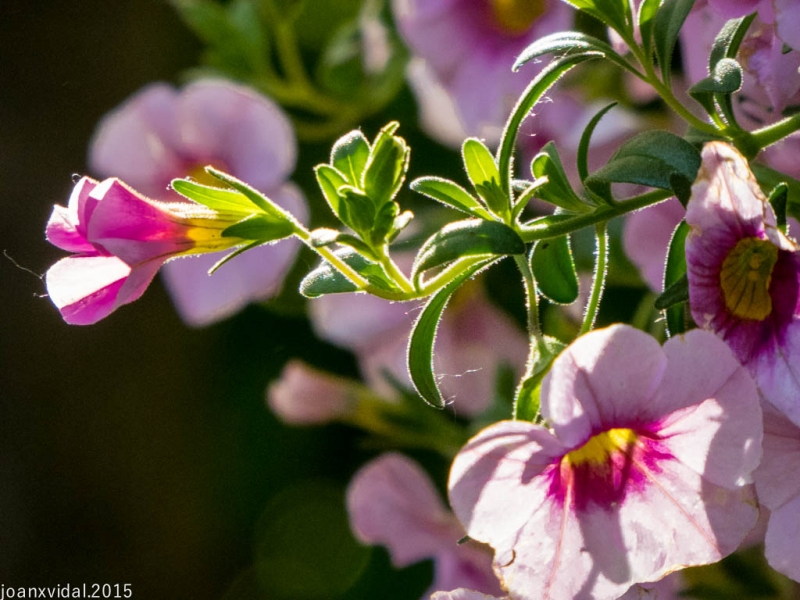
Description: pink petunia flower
xmin=45 ymin=176 xmax=260 ymax=325
xmin=391 ymin=0 xmax=573 ymax=147
xmin=346 ymin=453 xmax=504 ymax=598
xmin=685 ymin=141 xmax=800 ymax=426
xmin=753 ymin=402 xmax=800 ymax=582
xmin=309 ymin=282 xmax=528 ymax=417
xmin=89 ymin=79 xmax=307 ymax=326
xmin=448 ymin=324 xmax=762 ymax=600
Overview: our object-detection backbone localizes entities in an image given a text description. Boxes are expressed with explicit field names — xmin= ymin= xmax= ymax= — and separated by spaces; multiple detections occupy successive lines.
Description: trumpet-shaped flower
xmin=89 ymin=79 xmax=307 ymax=325
xmin=45 ymin=176 xmax=260 ymax=325
xmin=448 ymin=325 xmax=762 ymax=600
xmin=346 ymin=453 xmax=503 ymax=598
xmin=685 ymin=142 xmax=800 ymax=426
xmin=753 ymin=403 xmax=800 ymax=582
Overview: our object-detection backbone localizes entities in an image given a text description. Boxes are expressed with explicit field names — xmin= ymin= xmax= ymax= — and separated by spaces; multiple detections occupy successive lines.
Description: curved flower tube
xmin=45 ymin=176 xmax=257 ymax=325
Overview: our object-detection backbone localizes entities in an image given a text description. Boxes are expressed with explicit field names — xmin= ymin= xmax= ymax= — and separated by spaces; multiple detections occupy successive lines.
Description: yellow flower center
xmin=720 ymin=236 xmax=778 ymax=321
xmin=489 ymin=0 xmax=545 ymax=35
xmin=565 ymin=428 xmax=638 ymax=467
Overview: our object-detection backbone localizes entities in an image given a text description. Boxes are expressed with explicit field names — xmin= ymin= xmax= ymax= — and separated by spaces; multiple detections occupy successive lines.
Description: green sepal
xmin=662 ymin=219 xmax=691 ymax=336
xmin=299 ymin=249 xmax=398 ymax=298
xmin=411 ymin=177 xmax=493 ymax=219
xmin=315 ymin=164 xmax=348 ymax=217
xmin=331 ymin=130 xmax=370 ymax=187
xmin=531 ymin=142 xmax=593 ymax=212
xmin=530 ymin=236 xmax=579 ymax=304
xmin=362 ymin=122 xmax=409 ymax=208
xmin=407 ymin=260 xmax=495 ymax=408
xmin=653 ymin=0 xmax=696 ymax=84
xmin=514 ymin=31 xmax=639 ymax=76
xmin=462 ymin=138 xmax=508 ymax=216
xmin=207 ymin=240 xmax=263 ymax=275
xmin=171 ymin=178 xmax=254 ymax=213
xmin=222 ymin=213 xmax=296 ymax=241
xmin=688 ymin=58 xmax=743 ymax=125
xmin=206 ymin=167 xmax=292 ymax=221
xmin=586 ymin=131 xmax=701 ymax=204
xmin=513 ymin=336 xmax=566 ymax=422
xmin=768 ymin=182 xmax=788 ymax=232
xmin=411 ymin=220 xmax=525 ymax=284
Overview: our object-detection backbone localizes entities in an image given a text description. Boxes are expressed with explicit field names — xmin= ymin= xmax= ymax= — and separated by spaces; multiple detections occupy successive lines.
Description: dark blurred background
xmin=0 ymin=1 xmax=439 ymax=597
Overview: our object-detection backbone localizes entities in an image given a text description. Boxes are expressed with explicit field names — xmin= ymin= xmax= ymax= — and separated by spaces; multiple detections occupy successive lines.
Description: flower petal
xmin=541 ymin=325 xmax=667 ymax=447
xmin=347 ymin=453 xmax=456 ymax=567
xmin=45 ymin=254 xmax=132 ymax=325
xmin=764 ymin=494 xmax=800 ymax=581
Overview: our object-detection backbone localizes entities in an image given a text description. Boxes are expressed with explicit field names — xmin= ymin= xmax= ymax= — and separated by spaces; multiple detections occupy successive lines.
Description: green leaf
xmin=530 ymin=236 xmax=579 ymax=304
xmin=221 ymin=213 xmax=296 ymax=241
xmin=171 ymin=178 xmax=255 ymax=213
xmin=370 ymin=200 xmax=400 ymax=246
xmin=299 ymin=249 xmax=397 ymax=297
xmin=498 ymin=52 xmax=603 ymax=199
xmin=408 ymin=260 xmax=495 ymax=408
xmin=559 ymin=0 xmax=631 ymax=40
xmin=514 ymin=31 xmax=639 ymax=76
xmin=338 ymin=186 xmax=376 ymax=234
xmin=331 ymin=130 xmax=370 ymax=186
xmin=412 ymin=220 xmax=525 ymax=282
xmin=462 ymin=138 xmax=507 ymax=216
xmin=206 ymin=167 xmax=292 ymax=221
xmin=577 ymin=102 xmax=618 ymax=183
xmin=315 ymin=164 xmax=348 ymax=217
xmin=513 ymin=336 xmax=566 ymax=422
xmin=410 ymin=177 xmax=493 ymax=219
xmin=531 ymin=142 xmax=592 ymax=212
xmin=752 ymin=164 xmax=800 ymax=226
xmin=362 ymin=122 xmax=409 ymax=208
xmin=653 ymin=0 xmax=695 ymax=84
xmin=586 ymin=131 xmax=701 ymax=201
xmin=638 ymin=0 xmax=662 ymax=58
xmin=662 ymin=219 xmax=690 ymax=336
xmin=709 ymin=13 xmax=757 ymax=71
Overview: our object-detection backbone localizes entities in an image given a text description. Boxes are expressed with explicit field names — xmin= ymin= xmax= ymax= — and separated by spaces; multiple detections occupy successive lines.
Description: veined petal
xmin=541 ymin=325 xmax=667 ymax=447
xmin=448 ymin=420 xmax=568 ymax=549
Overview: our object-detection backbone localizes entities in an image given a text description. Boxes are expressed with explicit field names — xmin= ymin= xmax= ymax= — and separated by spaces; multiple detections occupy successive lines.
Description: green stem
xmin=514 ymin=254 xmax=544 ymax=344
xmin=751 ymin=113 xmax=800 ymax=151
xmin=376 ymin=245 xmax=415 ymax=294
xmin=580 ymin=221 xmax=608 ymax=335
xmin=518 ymin=189 xmax=672 ymax=243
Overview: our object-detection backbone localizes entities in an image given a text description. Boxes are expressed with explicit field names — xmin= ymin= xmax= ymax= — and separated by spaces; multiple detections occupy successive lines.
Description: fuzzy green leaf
xmin=408 ymin=260 xmax=495 ymax=408
xmin=653 ymin=0 xmax=695 ymax=84
xmin=412 ymin=220 xmax=525 ymax=282
xmin=221 ymin=213 xmax=296 ymax=241
xmin=411 ymin=177 xmax=493 ymax=219
xmin=299 ymin=249 xmax=397 ymax=297
xmin=331 ymin=130 xmax=371 ymax=186
xmin=462 ymin=138 xmax=507 ymax=216
xmin=171 ymin=178 xmax=255 ymax=213
xmin=531 ymin=236 xmax=579 ymax=304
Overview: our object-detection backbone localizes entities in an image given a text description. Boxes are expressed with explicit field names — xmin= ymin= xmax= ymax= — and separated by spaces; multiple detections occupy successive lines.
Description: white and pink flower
xmin=448 ymin=324 xmax=762 ymax=600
